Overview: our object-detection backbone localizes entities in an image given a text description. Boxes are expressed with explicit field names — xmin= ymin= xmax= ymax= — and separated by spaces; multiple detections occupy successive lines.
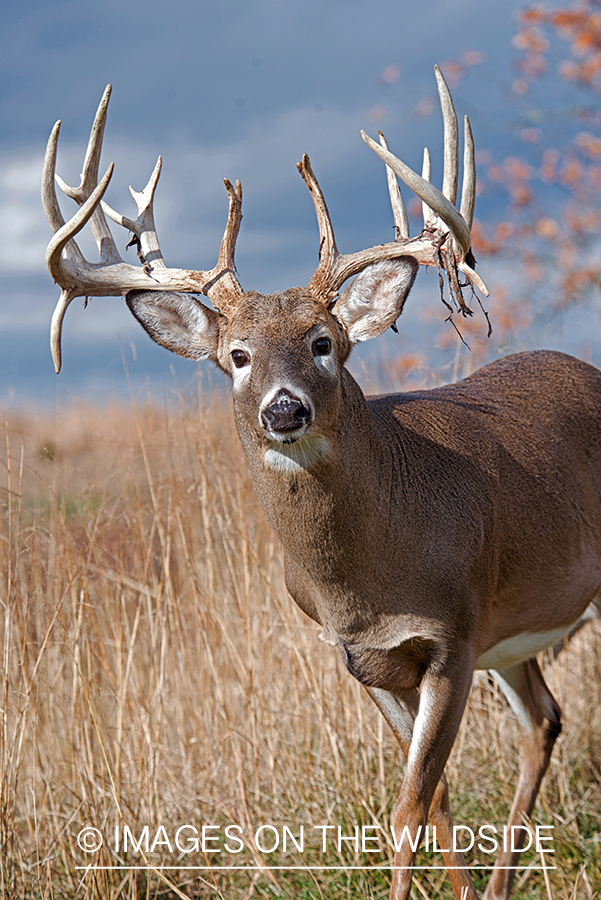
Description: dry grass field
xmin=0 ymin=385 xmax=599 ymax=899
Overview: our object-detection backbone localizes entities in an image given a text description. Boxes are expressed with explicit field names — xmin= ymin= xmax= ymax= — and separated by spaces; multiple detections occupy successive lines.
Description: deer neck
xmin=234 ymin=369 xmax=391 ymax=579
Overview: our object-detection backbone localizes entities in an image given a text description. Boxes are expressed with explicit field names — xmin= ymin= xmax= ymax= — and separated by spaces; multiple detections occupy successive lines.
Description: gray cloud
xmin=1 ymin=0 xmax=530 ymax=404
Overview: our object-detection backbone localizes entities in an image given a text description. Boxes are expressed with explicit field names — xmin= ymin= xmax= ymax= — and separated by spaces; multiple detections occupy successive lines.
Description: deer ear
xmin=126 ymin=290 xmax=223 ymax=361
xmin=332 ymin=258 xmax=419 ymax=343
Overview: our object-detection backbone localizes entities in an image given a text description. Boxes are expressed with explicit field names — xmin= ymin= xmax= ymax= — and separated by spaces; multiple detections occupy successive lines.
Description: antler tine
xmin=297 ymin=153 xmax=339 ymax=299
xmin=50 ymin=289 xmax=77 ymax=375
xmin=460 ymin=116 xmax=476 ymax=231
xmin=42 ymin=121 xmax=66 ymax=233
xmin=54 ymin=84 xmax=122 ymax=264
xmin=80 ymin=84 xmax=111 ymax=190
xmin=434 ymin=65 xmax=459 ymax=206
xmin=103 ymin=156 xmax=166 ymax=268
xmin=42 ymin=121 xmax=86 ymax=269
xmin=201 ymin=178 xmax=244 ymax=315
xmin=421 ymin=148 xmax=437 ymax=228
xmin=377 ymin=132 xmax=409 ymax=239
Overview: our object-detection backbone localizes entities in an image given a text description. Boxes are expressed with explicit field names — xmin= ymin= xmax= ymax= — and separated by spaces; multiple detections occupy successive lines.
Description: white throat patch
xmin=263 ymin=434 xmax=331 ymax=473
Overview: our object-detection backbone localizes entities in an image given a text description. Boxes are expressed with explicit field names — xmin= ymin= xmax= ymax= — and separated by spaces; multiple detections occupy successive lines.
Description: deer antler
xmin=300 ymin=65 xmax=488 ymax=306
xmin=42 ymin=85 xmax=243 ymax=372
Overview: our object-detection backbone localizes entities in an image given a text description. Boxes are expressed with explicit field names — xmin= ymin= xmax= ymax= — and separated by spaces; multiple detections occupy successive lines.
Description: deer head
xmin=43 ymin=69 xmax=488 ymax=474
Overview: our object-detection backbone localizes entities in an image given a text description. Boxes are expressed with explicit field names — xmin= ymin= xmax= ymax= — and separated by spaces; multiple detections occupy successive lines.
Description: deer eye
xmin=313 ymin=337 xmax=332 ymax=356
xmin=231 ymin=349 xmax=250 ymax=368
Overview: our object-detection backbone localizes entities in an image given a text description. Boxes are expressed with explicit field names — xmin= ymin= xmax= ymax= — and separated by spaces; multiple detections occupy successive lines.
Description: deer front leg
xmin=369 ymin=686 xmax=479 ymax=900
xmin=483 ymin=659 xmax=561 ymax=900
xmin=368 ymin=653 xmax=478 ymax=900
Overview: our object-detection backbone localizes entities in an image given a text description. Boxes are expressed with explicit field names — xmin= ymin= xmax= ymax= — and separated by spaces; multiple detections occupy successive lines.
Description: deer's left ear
xmin=331 ymin=257 xmax=419 ymax=344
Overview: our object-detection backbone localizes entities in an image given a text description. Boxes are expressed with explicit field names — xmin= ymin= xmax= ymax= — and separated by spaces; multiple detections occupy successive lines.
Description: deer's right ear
xmin=126 ymin=291 xmax=223 ymax=362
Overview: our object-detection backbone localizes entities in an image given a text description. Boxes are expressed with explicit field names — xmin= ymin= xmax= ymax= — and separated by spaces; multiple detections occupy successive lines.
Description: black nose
xmin=261 ymin=391 xmax=312 ymax=433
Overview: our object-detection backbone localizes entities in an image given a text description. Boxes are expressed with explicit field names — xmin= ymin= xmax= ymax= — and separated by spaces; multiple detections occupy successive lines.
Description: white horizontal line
xmin=76 ymin=865 xmax=557 ymax=871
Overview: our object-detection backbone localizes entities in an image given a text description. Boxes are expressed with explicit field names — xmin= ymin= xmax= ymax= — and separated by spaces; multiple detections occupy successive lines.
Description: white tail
xmin=42 ymin=70 xmax=601 ymax=900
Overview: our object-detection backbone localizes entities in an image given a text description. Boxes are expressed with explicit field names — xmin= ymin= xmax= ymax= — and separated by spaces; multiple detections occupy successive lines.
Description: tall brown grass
xmin=0 ymin=388 xmax=599 ymax=899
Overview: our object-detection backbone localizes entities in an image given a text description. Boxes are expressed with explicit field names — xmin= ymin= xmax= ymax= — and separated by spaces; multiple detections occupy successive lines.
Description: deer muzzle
xmin=260 ymin=389 xmax=313 ymax=440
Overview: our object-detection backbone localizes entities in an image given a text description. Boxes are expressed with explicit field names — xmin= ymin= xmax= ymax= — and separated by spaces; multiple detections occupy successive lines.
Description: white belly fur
xmin=476 ymin=601 xmax=599 ymax=671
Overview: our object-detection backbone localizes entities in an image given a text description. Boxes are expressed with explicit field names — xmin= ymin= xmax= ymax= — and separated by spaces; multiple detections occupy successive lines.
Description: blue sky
xmin=0 ymin=0 xmax=556 ymax=407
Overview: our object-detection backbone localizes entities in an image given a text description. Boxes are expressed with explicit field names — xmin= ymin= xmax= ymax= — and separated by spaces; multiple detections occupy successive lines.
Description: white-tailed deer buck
xmin=43 ymin=70 xmax=601 ymax=900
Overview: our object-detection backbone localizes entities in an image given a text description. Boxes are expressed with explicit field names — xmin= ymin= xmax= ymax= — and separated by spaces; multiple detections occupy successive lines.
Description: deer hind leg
xmin=367 ymin=687 xmax=478 ymax=900
xmin=483 ymin=659 xmax=561 ymax=900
